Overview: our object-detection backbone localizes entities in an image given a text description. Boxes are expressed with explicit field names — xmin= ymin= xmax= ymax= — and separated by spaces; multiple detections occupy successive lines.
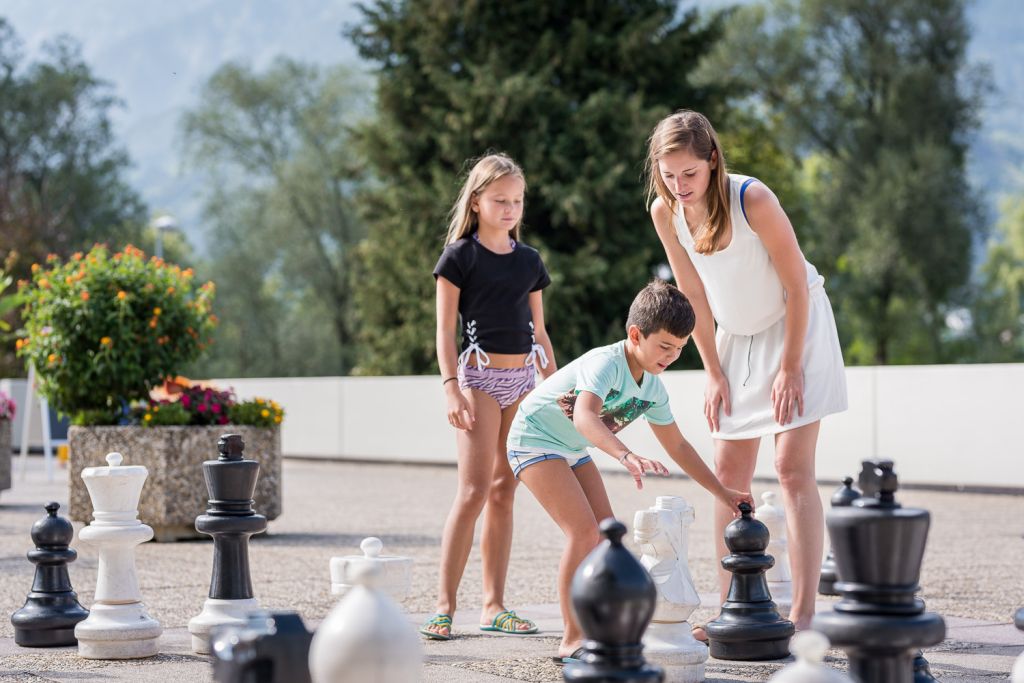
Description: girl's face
xmin=472 ymin=174 xmax=525 ymax=233
xmin=657 ymin=149 xmax=716 ymax=208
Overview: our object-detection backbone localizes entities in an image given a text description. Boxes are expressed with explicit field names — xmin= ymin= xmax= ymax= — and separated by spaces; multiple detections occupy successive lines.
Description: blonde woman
xmin=422 ymin=154 xmax=557 ymax=640
xmin=645 ymin=111 xmax=848 ymax=637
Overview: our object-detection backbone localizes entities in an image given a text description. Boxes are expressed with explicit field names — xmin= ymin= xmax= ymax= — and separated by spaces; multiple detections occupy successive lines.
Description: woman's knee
xmin=454 ymin=482 xmax=490 ymax=514
xmin=774 ymin=455 xmax=815 ymax=490
xmin=487 ymin=474 xmax=518 ymax=511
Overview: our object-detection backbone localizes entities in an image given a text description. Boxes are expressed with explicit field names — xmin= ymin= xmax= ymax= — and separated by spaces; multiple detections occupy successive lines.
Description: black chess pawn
xmin=819 ymin=477 xmax=861 ymax=596
xmin=812 ymin=460 xmax=945 ymax=683
xmin=706 ymin=501 xmax=794 ymax=660
xmin=188 ymin=434 xmax=268 ymax=654
xmin=564 ymin=518 xmax=663 ymax=683
xmin=11 ymin=502 xmax=89 ymax=646
xmin=210 ymin=611 xmax=312 ymax=683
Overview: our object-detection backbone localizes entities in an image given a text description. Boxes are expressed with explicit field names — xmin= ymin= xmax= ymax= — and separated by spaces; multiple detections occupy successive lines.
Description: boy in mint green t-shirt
xmin=507 ymin=280 xmax=751 ymax=664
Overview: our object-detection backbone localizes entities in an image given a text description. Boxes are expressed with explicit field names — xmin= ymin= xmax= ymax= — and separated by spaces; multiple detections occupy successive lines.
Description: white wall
xmin=211 ymin=364 xmax=1024 ymax=490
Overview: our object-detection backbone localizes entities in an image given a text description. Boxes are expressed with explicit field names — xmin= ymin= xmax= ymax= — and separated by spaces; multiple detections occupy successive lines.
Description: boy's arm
xmin=573 ymin=391 xmax=669 ymax=489
xmin=648 ymin=420 xmax=752 ymax=509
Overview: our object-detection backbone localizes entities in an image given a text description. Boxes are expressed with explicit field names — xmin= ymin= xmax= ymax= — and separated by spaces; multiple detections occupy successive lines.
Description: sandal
xmin=479 ymin=609 xmax=538 ymax=635
xmin=552 ymin=646 xmax=586 ymax=666
xmin=419 ymin=613 xmax=453 ymax=641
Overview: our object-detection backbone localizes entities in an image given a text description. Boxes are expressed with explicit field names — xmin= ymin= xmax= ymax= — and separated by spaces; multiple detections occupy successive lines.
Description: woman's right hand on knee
xmin=446 ymin=386 xmax=475 ymax=430
xmin=704 ymin=371 xmax=731 ymax=432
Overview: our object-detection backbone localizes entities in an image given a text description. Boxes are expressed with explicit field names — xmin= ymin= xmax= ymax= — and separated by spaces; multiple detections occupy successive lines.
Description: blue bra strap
xmin=739 ymin=178 xmax=758 ymax=223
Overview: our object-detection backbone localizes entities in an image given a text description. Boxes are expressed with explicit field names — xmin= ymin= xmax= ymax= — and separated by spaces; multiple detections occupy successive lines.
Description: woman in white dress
xmin=645 ymin=110 xmax=848 ymax=636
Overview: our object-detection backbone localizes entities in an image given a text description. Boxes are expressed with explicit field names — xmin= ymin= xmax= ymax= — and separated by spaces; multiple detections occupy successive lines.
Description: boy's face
xmin=628 ymin=325 xmax=689 ymax=374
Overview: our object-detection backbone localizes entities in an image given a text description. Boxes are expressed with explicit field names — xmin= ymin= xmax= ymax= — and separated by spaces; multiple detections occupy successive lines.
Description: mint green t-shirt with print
xmin=507 ymin=340 xmax=675 ymax=458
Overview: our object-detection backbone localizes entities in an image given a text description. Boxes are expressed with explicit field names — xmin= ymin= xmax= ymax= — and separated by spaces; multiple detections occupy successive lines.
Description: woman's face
xmin=472 ymin=174 xmax=525 ymax=233
xmin=657 ymin=148 xmax=716 ymax=208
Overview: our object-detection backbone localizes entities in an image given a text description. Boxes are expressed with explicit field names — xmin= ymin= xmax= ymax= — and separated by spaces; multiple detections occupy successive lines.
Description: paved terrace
xmin=1 ymin=456 xmax=1022 ymax=682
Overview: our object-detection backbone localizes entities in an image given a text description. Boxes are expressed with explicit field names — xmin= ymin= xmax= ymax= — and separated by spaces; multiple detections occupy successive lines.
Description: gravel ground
xmin=1 ymin=455 xmax=1022 ymax=682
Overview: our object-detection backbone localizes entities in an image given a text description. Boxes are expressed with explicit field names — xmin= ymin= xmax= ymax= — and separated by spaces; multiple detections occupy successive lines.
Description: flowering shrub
xmin=229 ymin=398 xmax=285 ymax=427
xmin=0 ymin=390 xmax=15 ymax=421
xmin=179 ymin=385 xmax=234 ymax=426
xmin=16 ymin=245 xmax=217 ymax=424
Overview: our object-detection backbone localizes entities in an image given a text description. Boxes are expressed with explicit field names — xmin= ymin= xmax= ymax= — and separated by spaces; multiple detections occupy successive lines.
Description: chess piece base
xmin=644 ymin=622 xmax=707 ymax=682
xmin=706 ymin=615 xmax=794 ymax=661
xmin=189 ymin=597 xmax=260 ymax=654
xmin=74 ymin=602 xmax=162 ymax=659
xmin=1015 ymin=607 xmax=1024 ymax=631
xmin=12 ymin=594 xmax=89 ymax=647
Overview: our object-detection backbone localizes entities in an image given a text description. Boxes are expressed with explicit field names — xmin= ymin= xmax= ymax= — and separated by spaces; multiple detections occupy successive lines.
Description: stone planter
xmin=68 ymin=425 xmax=281 ymax=542
xmin=0 ymin=418 xmax=10 ymax=497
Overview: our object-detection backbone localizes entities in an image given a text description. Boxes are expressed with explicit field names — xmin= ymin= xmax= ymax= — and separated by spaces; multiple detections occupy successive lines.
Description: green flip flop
xmin=419 ymin=613 xmax=453 ymax=640
xmin=479 ymin=609 xmax=538 ymax=635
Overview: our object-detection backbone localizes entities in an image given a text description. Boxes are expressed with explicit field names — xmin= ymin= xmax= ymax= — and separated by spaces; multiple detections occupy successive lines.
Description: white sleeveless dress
xmin=675 ymin=174 xmax=848 ymax=439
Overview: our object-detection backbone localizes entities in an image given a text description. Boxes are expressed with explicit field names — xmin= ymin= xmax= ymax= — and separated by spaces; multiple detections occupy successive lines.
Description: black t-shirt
xmin=433 ymin=236 xmax=551 ymax=354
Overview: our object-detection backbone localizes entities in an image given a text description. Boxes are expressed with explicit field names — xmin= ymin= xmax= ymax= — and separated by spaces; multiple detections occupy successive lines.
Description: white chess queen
xmin=646 ymin=110 xmax=848 ymax=636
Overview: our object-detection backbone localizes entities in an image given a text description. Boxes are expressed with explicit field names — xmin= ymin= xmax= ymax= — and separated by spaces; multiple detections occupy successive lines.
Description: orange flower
xmin=208 ymin=314 xmax=218 ymax=324
xmin=38 ymin=278 xmax=50 ymax=289
xmin=117 ymin=291 xmax=127 ymax=300
xmin=46 ymin=253 xmax=58 ymax=263
xmin=47 ymin=353 xmax=58 ymax=364
xmin=182 ymin=268 xmax=194 ymax=278
xmin=31 ymin=264 xmax=40 ymax=273
xmin=166 ymin=286 xmax=175 ymax=294
xmin=65 ymin=276 xmax=74 ymax=285
xmin=80 ymin=291 xmax=90 ymax=301
xmin=143 ymin=413 xmax=152 ymax=422
xmin=72 ymin=252 xmax=83 ymax=261
xmin=149 ymin=319 xmax=157 ymax=329
xmin=15 ymin=339 xmax=24 ymax=350
xmin=153 ymin=307 xmax=162 ymax=316
xmin=100 ymin=337 xmax=112 ymax=346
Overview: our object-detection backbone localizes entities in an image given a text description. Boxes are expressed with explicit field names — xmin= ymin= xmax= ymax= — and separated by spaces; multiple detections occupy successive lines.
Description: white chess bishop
xmin=74 ymin=452 xmax=162 ymax=659
xmin=309 ymin=562 xmax=422 ymax=683
xmin=329 ymin=537 xmax=413 ymax=604
xmin=756 ymin=490 xmax=792 ymax=614
xmin=767 ymin=631 xmax=853 ymax=683
xmin=633 ymin=496 xmax=707 ymax=683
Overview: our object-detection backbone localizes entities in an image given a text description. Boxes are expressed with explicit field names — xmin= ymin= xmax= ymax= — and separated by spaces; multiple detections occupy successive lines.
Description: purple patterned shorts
xmin=457 ymin=364 xmax=536 ymax=409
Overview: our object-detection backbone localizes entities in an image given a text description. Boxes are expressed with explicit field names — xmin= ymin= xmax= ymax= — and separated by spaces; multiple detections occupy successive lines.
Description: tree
xmin=347 ymin=0 xmax=736 ymax=374
xmin=0 ymin=18 xmax=148 ymax=375
xmin=181 ymin=58 xmax=368 ymax=377
xmin=694 ymin=0 xmax=989 ymax=364
xmin=969 ymin=196 xmax=1024 ymax=361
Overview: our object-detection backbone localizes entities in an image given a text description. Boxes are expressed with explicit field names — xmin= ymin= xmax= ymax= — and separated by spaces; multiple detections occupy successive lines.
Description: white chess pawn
xmin=74 ymin=452 xmax=162 ymax=659
xmin=329 ymin=537 xmax=413 ymax=605
xmin=634 ymin=496 xmax=707 ymax=683
xmin=309 ymin=562 xmax=422 ymax=683
xmin=756 ymin=490 xmax=792 ymax=614
xmin=767 ymin=631 xmax=852 ymax=683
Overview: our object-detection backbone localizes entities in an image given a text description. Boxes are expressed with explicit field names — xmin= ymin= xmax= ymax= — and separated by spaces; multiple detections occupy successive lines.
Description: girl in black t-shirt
xmin=422 ymin=154 xmax=557 ymax=640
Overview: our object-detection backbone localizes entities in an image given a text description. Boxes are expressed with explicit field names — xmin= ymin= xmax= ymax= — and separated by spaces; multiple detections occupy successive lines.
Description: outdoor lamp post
xmin=152 ymin=215 xmax=179 ymax=259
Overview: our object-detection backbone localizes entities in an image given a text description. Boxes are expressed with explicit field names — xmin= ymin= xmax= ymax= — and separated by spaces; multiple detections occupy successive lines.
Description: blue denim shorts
xmin=507 ymin=449 xmax=593 ymax=478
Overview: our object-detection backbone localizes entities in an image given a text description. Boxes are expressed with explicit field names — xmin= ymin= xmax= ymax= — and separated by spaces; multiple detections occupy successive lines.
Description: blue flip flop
xmin=419 ymin=613 xmax=453 ymax=640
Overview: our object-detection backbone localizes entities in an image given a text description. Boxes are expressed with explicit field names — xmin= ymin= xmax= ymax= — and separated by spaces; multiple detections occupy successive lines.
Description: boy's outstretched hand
xmin=621 ymin=453 xmax=670 ymax=490
xmin=719 ymin=487 xmax=754 ymax=514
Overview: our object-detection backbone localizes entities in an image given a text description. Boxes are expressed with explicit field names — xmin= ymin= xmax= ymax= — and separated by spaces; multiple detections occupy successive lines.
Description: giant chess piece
xmin=819 ymin=477 xmax=861 ymax=596
xmin=633 ymin=496 xmax=707 ymax=683
xmin=756 ymin=491 xmax=792 ymax=615
xmin=564 ymin=518 xmax=663 ymax=682
xmin=189 ymin=434 xmax=268 ymax=654
xmin=330 ymin=537 xmax=413 ymax=605
xmin=211 ymin=611 xmax=312 ymax=683
xmin=11 ymin=502 xmax=89 ymax=646
xmin=705 ymin=501 xmax=794 ymax=661
xmin=1011 ymin=604 xmax=1024 ymax=683
xmin=812 ymin=460 xmax=945 ymax=683
xmin=309 ymin=563 xmax=422 ymax=683
xmin=766 ymin=631 xmax=853 ymax=683
xmin=74 ymin=452 xmax=162 ymax=659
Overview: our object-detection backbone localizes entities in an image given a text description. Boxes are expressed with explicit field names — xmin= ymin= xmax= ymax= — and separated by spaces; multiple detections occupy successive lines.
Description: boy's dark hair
xmin=626 ymin=280 xmax=695 ymax=338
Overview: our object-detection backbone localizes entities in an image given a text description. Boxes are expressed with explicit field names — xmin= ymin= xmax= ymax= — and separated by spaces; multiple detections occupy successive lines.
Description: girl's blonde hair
xmin=445 ymin=153 xmax=527 ymax=245
xmin=645 ymin=110 xmax=730 ymax=255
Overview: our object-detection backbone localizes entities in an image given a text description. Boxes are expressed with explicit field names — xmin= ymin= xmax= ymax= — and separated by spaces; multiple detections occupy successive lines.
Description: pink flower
xmin=219 ymin=416 xmax=229 ymax=425
xmin=181 ymin=395 xmax=191 ymax=408
xmin=198 ymin=403 xmax=208 ymax=413
xmin=211 ymin=403 xmax=221 ymax=414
